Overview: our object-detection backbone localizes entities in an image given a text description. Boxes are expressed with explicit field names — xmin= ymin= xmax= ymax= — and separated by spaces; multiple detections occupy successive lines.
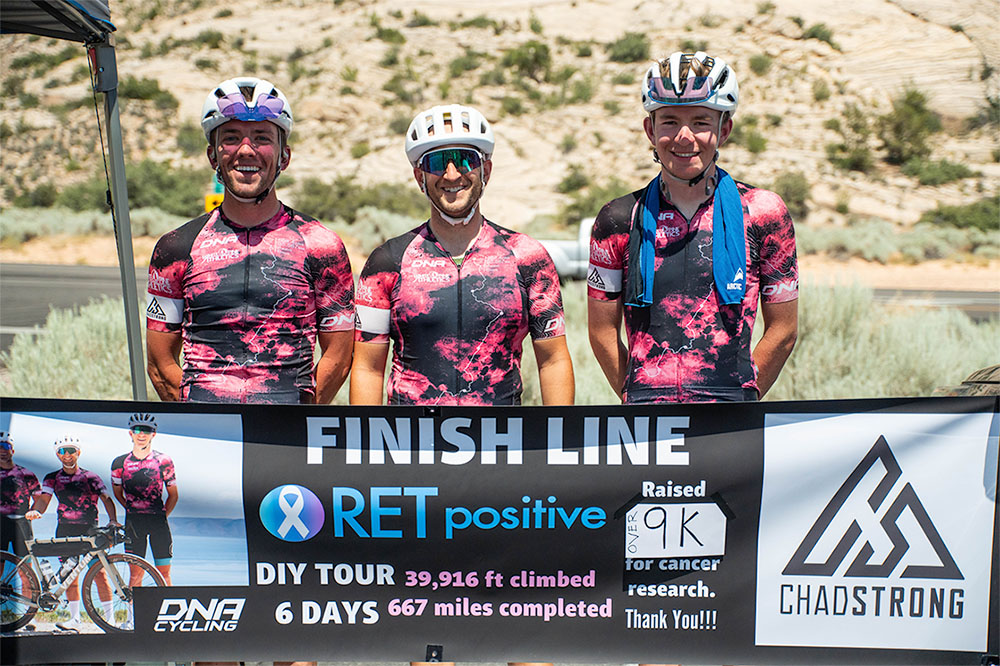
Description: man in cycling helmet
xmin=351 ymin=104 xmax=574 ymax=406
xmin=111 ymin=413 xmax=177 ymax=585
xmin=145 ymin=77 xmax=355 ymax=404
xmin=0 ymin=432 xmax=44 ymax=556
xmin=32 ymin=437 xmax=117 ymax=630
xmin=588 ymin=52 xmax=798 ymax=404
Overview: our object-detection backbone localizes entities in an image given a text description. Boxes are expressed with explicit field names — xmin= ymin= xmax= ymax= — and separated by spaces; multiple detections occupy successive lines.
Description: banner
xmin=1 ymin=397 xmax=997 ymax=664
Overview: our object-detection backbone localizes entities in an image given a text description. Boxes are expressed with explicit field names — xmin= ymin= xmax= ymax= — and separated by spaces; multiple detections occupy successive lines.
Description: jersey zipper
xmin=242 ymin=226 xmax=251 ymax=401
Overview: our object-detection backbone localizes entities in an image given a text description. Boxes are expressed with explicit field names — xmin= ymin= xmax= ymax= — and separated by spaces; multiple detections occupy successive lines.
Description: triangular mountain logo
xmin=146 ymin=298 xmax=166 ymax=319
xmin=587 ymin=267 xmax=605 ymax=290
xmin=783 ymin=435 xmax=962 ymax=580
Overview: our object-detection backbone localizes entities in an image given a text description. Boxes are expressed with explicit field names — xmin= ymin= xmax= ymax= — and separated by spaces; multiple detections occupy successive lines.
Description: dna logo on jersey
xmin=259 ymin=484 xmax=325 ymax=542
xmin=754 ymin=412 xmax=995 ymax=653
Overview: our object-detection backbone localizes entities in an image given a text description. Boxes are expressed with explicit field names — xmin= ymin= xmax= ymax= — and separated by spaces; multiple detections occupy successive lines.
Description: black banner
xmin=1 ymin=397 xmax=997 ymax=664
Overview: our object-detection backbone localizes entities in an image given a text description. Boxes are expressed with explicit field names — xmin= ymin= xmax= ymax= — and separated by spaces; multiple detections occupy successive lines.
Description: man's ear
xmin=413 ymin=166 xmax=426 ymax=192
xmin=280 ymin=146 xmax=291 ymax=171
xmin=206 ymin=144 xmax=218 ymax=170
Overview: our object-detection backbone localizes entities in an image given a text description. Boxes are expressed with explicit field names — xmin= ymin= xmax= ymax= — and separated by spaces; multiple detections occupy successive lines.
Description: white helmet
xmin=404 ymin=104 xmax=495 ymax=166
xmin=641 ymin=51 xmax=739 ymax=116
xmin=201 ymin=77 xmax=293 ymax=141
xmin=54 ymin=436 xmax=82 ymax=453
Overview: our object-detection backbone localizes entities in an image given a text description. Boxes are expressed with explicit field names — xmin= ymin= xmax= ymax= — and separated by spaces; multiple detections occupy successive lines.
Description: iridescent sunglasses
xmin=418 ymin=148 xmax=484 ymax=177
xmin=57 ymin=447 xmax=79 ymax=455
xmin=216 ymin=92 xmax=285 ymax=122
xmin=130 ymin=425 xmax=155 ymax=434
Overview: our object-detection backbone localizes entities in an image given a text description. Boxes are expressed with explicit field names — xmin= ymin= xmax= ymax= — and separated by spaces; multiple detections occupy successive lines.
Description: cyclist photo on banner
xmin=0 ymin=432 xmax=43 ymax=557
xmin=111 ymin=413 xmax=177 ymax=586
xmin=588 ymin=51 xmax=799 ymax=405
xmin=28 ymin=437 xmax=118 ymax=632
xmin=352 ymin=104 xmax=574 ymax=407
xmin=145 ymin=77 xmax=355 ymax=405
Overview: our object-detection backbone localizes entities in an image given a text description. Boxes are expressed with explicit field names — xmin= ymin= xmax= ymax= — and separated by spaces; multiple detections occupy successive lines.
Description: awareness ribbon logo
xmin=259 ymin=484 xmax=324 ymax=542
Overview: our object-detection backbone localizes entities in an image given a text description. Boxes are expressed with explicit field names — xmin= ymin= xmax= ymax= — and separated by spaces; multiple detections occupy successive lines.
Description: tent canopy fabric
xmin=0 ymin=0 xmax=114 ymax=42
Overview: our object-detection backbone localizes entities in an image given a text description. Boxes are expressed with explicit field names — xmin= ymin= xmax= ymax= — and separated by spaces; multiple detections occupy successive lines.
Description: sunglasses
xmin=216 ymin=92 xmax=285 ymax=122
xmin=646 ymin=74 xmax=717 ymax=106
xmin=57 ymin=447 xmax=79 ymax=455
xmin=130 ymin=425 xmax=155 ymax=434
xmin=0 ymin=443 xmax=12 ymax=451
xmin=418 ymin=148 xmax=484 ymax=177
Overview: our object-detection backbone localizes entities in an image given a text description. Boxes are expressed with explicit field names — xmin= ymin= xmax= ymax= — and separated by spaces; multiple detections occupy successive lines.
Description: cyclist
xmin=30 ymin=437 xmax=117 ymax=630
xmin=0 ymin=432 xmax=43 ymax=556
xmin=145 ymin=76 xmax=355 ymax=404
xmin=111 ymin=413 xmax=177 ymax=586
xmin=351 ymin=104 xmax=574 ymax=406
xmin=588 ymin=51 xmax=798 ymax=404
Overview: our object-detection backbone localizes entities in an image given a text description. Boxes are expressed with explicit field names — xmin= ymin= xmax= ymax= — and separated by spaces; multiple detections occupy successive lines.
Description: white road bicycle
xmin=1 ymin=518 xmax=165 ymax=633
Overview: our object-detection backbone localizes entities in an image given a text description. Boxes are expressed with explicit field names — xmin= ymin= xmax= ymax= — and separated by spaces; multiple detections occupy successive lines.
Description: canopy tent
xmin=1 ymin=0 xmax=147 ymax=400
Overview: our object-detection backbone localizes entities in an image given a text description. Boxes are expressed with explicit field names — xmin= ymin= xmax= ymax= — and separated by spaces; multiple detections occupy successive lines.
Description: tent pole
xmin=90 ymin=37 xmax=147 ymax=401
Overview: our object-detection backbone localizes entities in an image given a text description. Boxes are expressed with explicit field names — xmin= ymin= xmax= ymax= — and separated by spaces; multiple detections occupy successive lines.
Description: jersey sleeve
xmin=355 ymin=242 xmax=399 ymax=344
xmin=161 ymin=454 xmax=177 ymax=488
xmin=41 ymin=472 xmax=55 ymax=496
xmin=146 ymin=217 xmax=204 ymax=333
xmin=587 ymin=199 xmax=630 ymax=301
xmin=110 ymin=454 xmax=124 ymax=486
xmin=513 ymin=234 xmax=566 ymax=340
xmin=746 ymin=188 xmax=799 ymax=303
xmin=25 ymin=471 xmax=40 ymax=496
xmin=90 ymin=471 xmax=109 ymax=497
xmin=300 ymin=219 xmax=356 ymax=333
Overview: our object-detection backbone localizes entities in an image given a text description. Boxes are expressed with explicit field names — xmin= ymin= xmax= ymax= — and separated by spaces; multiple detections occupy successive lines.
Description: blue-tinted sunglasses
xmin=57 ymin=447 xmax=79 ymax=455
xmin=419 ymin=148 xmax=484 ymax=176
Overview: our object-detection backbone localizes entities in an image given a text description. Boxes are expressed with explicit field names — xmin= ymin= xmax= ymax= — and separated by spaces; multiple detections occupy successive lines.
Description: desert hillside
xmin=1 ymin=0 xmax=997 ymax=231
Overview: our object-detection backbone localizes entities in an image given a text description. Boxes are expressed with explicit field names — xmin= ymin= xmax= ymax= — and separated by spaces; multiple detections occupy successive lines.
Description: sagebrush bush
xmin=4 ymin=285 xmax=995 ymax=405
xmin=502 ymin=41 xmax=551 ymax=81
xmin=292 ymin=176 xmax=426 ymax=224
xmin=0 ymin=207 xmax=188 ymax=244
xmin=877 ymin=88 xmax=941 ymax=165
xmin=900 ymin=158 xmax=977 ymax=186
xmin=762 ymin=284 xmax=999 ymax=400
xmin=606 ymin=32 xmax=650 ymax=63
xmin=917 ymin=195 xmax=999 ymax=232
xmin=771 ymin=171 xmax=810 ymax=220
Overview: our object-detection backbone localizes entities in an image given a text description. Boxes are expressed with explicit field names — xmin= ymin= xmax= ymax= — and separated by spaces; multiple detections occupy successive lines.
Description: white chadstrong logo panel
xmin=755 ymin=412 xmax=996 ymax=652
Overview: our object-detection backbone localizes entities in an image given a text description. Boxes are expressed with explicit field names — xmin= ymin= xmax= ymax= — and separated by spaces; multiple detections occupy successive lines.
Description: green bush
xmin=176 ymin=122 xmax=206 ymax=156
xmin=901 ymin=158 xmax=977 ymax=186
xmin=350 ymin=141 xmax=371 ymax=159
xmin=606 ymin=32 xmax=650 ymax=63
xmin=749 ymin=53 xmax=772 ymax=76
xmin=502 ymin=41 xmax=551 ymax=81
xmin=375 ymin=26 xmax=406 ymax=44
xmin=449 ymin=50 xmax=483 ymax=78
xmin=877 ymin=88 xmax=941 ymax=165
xmin=118 ymin=75 xmax=178 ymax=110
xmin=556 ymin=165 xmax=590 ymax=193
xmin=193 ymin=29 xmax=224 ymax=49
xmin=559 ymin=178 xmax=631 ymax=226
xmin=55 ymin=160 xmax=209 ymax=218
xmin=407 ymin=11 xmax=437 ymax=27
xmin=501 ymin=95 xmax=525 ymax=116
xmin=0 ymin=206 xmax=189 ymax=245
xmin=12 ymin=182 xmax=57 ymax=208
xmin=763 ymin=284 xmax=1000 ymax=401
xmin=917 ymin=196 xmax=999 ymax=232
xmin=9 ymin=45 xmax=78 ymax=73
xmin=771 ymin=172 xmax=810 ymax=219
xmin=812 ymin=80 xmax=830 ymax=102
xmin=801 ymin=23 xmax=839 ymax=49
xmin=966 ymin=95 xmax=999 ymax=130
xmin=826 ymin=103 xmax=874 ymax=172
xmin=757 ymin=1 xmax=776 ymax=14
xmin=680 ymin=39 xmax=709 ymax=53
xmin=292 ymin=176 xmax=427 ymax=224
xmin=529 ymin=13 xmax=543 ymax=34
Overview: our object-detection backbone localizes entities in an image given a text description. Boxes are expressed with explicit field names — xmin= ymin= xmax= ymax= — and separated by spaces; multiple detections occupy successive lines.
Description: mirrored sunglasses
xmin=419 ymin=148 xmax=484 ymax=177
xmin=216 ymin=92 xmax=285 ymax=122
xmin=130 ymin=425 xmax=155 ymax=434
xmin=57 ymin=447 xmax=79 ymax=455
xmin=0 ymin=442 xmax=12 ymax=451
xmin=647 ymin=75 xmax=717 ymax=106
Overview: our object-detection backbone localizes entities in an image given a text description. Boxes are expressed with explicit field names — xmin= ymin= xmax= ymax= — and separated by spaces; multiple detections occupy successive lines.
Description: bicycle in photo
xmin=0 ymin=517 xmax=165 ymax=633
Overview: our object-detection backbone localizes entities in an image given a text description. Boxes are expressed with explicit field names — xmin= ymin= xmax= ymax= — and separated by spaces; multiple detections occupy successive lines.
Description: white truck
xmin=537 ymin=217 xmax=596 ymax=280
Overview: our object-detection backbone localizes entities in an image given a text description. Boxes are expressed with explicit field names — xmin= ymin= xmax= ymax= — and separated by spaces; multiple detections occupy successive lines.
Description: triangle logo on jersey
xmin=146 ymin=298 xmax=166 ymax=321
xmin=587 ymin=267 xmax=606 ymax=290
xmin=783 ymin=435 xmax=962 ymax=580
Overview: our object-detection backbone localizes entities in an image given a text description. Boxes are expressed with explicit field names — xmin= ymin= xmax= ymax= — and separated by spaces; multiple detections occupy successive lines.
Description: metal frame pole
xmin=89 ymin=37 xmax=147 ymax=401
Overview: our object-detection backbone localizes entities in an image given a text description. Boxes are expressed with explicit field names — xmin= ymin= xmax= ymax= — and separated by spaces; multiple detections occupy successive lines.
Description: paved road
xmin=1 ymin=263 xmax=997 ymax=354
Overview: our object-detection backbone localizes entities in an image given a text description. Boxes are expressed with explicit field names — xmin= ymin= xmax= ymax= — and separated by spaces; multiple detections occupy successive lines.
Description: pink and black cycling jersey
xmin=0 ymin=465 xmax=40 ymax=515
xmin=41 ymin=468 xmax=107 ymax=525
xmin=146 ymin=205 xmax=354 ymax=403
xmin=588 ymin=181 xmax=798 ymax=404
xmin=355 ymin=220 xmax=566 ymax=405
xmin=111 ymin=450 xmax=176 ymax=515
